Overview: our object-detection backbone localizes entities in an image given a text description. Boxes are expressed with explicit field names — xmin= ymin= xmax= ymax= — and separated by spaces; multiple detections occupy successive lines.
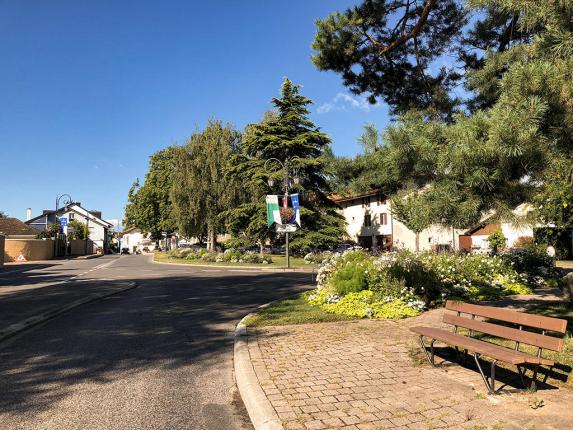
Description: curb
xmin=0 ymin=281 xmax=138 ymax=343
xmin=235 ymin=312 xmax=284 ymax=430
xmin=77 ymin=254 xmax=104 ymax=260
xmin=151 ymin=256 xmax=315 ymax=273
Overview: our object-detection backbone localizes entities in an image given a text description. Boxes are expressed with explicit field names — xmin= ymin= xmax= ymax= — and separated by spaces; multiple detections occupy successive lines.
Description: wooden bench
xmin=410 ymin=300 xmax=568 ymax=394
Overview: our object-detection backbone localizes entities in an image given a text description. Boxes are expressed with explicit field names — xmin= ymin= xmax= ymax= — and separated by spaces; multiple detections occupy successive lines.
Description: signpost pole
xmin=286 ymin=232 xmax=290 ymax=269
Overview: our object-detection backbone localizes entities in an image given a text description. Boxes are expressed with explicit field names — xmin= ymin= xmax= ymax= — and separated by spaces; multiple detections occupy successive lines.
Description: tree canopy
xmin=320 ymin=0 xmax=573 ymax=233
xmin=312 ymin=0 xmax=542 ymax=119
xmin=123 ymin=147 xmax=178 ymax=240
xmin=171 ymin=120 xmax=242 ymax=250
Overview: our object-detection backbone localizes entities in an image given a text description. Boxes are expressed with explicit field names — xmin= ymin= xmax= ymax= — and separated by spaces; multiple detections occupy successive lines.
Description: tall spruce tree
xmin=226 ymin=79 xmax=345 ymax=253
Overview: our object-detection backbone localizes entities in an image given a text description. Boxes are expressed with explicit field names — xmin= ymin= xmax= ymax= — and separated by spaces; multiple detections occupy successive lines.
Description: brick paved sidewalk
xmin=247 ymin=309 xmax=573 ymax=430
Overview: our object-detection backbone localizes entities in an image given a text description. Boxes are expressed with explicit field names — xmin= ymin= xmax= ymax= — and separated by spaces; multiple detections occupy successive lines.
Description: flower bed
xmin=307 ymin=249 xmax=558 ymax=320
xmin=166 ymin=248 xmax=273 ymax=264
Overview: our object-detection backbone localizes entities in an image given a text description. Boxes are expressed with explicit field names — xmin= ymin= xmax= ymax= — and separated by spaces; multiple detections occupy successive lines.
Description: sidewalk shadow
xmin=421 ymin=345 xmax=569 ymax=392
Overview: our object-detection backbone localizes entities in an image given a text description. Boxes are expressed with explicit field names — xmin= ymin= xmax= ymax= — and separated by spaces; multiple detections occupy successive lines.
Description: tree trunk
xmin=259 ymin=241 xmax=264 ymax=256
xmin=415 ymin=233 xmax=420 ymax=252
xmin=207 ymin=227 xmax=216 ymax=252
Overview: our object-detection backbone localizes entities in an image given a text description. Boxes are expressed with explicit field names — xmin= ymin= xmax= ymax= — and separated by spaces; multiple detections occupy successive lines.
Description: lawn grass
xmin=154 ymin=252 xmax=316 ymax=269
xmin=245 ymin=292 xmax=357 ymax=327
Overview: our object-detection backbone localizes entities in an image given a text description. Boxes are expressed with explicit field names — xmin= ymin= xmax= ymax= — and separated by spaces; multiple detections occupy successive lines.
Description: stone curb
xmin=76 ymin=254 xmax=104 ymax=260
xmin=0 ymin=281 xmax=138 ymax=344
xmin=151 ymin=255 xmax=316 ymax=273
xmin=234 ymin=311 xmax=284 ymax=430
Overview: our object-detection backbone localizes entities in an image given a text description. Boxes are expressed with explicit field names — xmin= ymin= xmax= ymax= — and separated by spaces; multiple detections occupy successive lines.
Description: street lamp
xmin=55 ymin=194 xmax=73 ymax=219
xmin=55 ymin=194 xmax=72 ymax=257
xmin=264 ymin=157 xmax=301 ymax=269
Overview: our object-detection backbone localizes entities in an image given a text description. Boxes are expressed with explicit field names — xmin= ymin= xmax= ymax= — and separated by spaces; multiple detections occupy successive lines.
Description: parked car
xmin=334 ymin=243 xmax=357 ymax=253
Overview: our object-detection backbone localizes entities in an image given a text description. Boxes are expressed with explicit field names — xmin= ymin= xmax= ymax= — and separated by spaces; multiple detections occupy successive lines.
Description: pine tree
xmin=321 ymin=1 xmax=573 ymax=233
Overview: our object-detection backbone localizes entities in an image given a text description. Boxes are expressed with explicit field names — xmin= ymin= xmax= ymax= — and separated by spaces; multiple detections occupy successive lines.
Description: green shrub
xmin=330 ymin=252 xmax=373 ymax=296
xmin=382 ymin=251 xmax=441 ymax=304
xmin=367 ymin=270 xmax=406 ymax=299
xmin=242 ymin=252 xmax=262 ymax=264
xmin=200 ymin=252 xmax=217 ymax=262
xmin=487 ymin=229 xmax=507 ymax=253
xmin=501 ymin=247 xmax=556 ymax=278
xmin=222 ymin=248 xmax=243 ymax=262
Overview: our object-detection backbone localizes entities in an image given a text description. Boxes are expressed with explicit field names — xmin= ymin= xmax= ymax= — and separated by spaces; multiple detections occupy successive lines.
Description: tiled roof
xmin=0 ymin=217 xmax=39 ymax=236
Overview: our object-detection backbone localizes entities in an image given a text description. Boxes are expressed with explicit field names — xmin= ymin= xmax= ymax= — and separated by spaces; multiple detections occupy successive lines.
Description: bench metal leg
xmin=418 ymin=335 xmax=437 ymax=367
xmin=474 ymin=353 xmax=498 ymax=394
xmin=517 ymin=364 xmax=540 ymax=391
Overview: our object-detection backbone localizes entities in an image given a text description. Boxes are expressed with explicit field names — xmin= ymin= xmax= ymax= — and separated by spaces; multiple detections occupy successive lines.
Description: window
xmin=364 ymin=214 xmax=372 ymax=227
xmin=377 ymin=192 xmax=386 ymax=206
xmin=361 ymin=197 xmax=371 ymax=207
xmin=69 ymin=213 xmax=75 ymax=220
xmin=380 ymin=213 xmax=387 ymax=225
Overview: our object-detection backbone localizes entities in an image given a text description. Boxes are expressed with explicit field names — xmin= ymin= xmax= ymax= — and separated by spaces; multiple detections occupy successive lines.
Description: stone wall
xmin=4 ymin=239 xmax=54 ymax=262
xmin=70 ymin=239 xmax=95 ymax=255
xmin=0 ymin=235 xmax=4 ymax=266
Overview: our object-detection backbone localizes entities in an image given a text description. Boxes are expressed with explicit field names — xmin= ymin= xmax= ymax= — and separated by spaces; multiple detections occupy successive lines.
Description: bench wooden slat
xmin=446 ymin=300 xmax=568 ymax=334
xmin=443 ymin=314 xmax=564 ymax=352
xmin=410 ymin=326 xmax=554 ymax=365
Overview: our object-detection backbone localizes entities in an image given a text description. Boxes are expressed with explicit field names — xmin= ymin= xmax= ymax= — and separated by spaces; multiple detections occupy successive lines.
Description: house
xmin=459 ymin=203 xmax=535 ymax=252
xmin=26 ymin=202 xmax=113 ymax=252
xmin=333 ymin=191 xmax=464 ymax=252
xmin=0 ymin=217 xmax=38 ymax=239
xmin=120 ymin=227 xmax=152 ymax=253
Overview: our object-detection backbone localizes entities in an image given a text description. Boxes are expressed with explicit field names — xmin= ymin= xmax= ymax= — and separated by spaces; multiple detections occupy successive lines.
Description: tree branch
xmin=370 ymin=0 xmax=438 ymax=56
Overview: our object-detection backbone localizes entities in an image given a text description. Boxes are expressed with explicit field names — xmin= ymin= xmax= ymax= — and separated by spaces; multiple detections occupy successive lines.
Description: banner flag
xmin=266 ymin=195 xmax=281 ymax=227
xmin=290 ymin=194 xmax=301 ymax=227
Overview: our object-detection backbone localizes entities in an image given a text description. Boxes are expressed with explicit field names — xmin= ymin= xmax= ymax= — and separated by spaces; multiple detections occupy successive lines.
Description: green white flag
xmin=266 ymin=195 xmax=281 ymax=227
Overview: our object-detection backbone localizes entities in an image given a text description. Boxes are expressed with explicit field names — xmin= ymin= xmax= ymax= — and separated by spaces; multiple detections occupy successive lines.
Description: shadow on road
xmin=0 ymin=271 xmax=313 ymax=416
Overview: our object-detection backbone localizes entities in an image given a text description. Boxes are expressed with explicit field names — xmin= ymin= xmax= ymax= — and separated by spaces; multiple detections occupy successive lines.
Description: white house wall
xmin=501 ymin=223 xmax=534 ymax=248
xmin=338 ymin=195 xmax=464 ymax=251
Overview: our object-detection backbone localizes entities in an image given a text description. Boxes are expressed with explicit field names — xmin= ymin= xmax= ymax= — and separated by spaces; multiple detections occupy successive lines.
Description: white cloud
xmin=317 ymin=93 xmax=378 ymax=114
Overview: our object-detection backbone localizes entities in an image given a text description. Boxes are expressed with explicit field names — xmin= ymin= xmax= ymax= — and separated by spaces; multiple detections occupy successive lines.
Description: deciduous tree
xmin=171 ymin=120 xmax=242 ymax=251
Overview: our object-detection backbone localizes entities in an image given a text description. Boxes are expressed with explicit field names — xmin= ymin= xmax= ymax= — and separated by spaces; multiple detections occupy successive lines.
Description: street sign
xmin=59 ymin=218 xmax=68 ymax=227
xmin=275 ymin=224 xmax=297 ymax=233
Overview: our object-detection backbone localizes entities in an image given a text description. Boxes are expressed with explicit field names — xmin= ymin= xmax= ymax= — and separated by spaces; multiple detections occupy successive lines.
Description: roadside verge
xmin=235 ymin=311 xmax=284 ymax=430
xmin=0 ymin=281 xmax=138 ymax=343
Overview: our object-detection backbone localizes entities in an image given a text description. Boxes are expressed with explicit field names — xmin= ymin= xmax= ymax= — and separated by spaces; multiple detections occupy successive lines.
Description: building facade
xmin=26 ymin=203 xmax=113 ymax=252
xmin=333 ymin=191 xmax=464 ymax=252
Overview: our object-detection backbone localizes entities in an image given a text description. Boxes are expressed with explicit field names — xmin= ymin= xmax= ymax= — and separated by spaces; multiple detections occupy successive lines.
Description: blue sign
xmin=59 ymin=218 xmax=68 ymax=227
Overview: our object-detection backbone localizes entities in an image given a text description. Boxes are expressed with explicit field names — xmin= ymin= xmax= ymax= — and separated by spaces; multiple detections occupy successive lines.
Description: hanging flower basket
xmin=280 ymin=207 xmax=294 ymax=224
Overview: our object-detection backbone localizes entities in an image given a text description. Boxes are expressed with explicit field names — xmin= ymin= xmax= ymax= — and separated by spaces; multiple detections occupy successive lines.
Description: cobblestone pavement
xmin=247 ymin=309 xmax=573 ymax=430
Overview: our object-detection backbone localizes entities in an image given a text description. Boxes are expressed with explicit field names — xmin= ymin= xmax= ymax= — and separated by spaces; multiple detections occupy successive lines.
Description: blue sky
xmin=0 ymin=0 xmax=391 ymax=224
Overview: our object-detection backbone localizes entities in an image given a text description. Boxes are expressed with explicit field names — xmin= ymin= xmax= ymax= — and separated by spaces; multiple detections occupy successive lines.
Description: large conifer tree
xmin=225 ymin=79 xmax=345 ymax=253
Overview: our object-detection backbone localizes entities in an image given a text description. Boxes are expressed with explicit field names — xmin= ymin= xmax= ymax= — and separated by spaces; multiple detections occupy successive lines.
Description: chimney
xmin=26 ymin=208 xmax=32 ymax=221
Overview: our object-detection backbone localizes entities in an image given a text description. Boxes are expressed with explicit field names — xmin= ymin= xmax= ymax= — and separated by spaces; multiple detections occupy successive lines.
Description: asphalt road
xmin=0 ymin=255 xmax=314 ymax=429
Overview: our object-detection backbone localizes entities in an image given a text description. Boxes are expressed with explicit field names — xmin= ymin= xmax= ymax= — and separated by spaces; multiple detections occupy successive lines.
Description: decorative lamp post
xmin=55 ymin=194 xmax=72 ymax=256
xmin=264 ymin=157 xmax=301 ymax=269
